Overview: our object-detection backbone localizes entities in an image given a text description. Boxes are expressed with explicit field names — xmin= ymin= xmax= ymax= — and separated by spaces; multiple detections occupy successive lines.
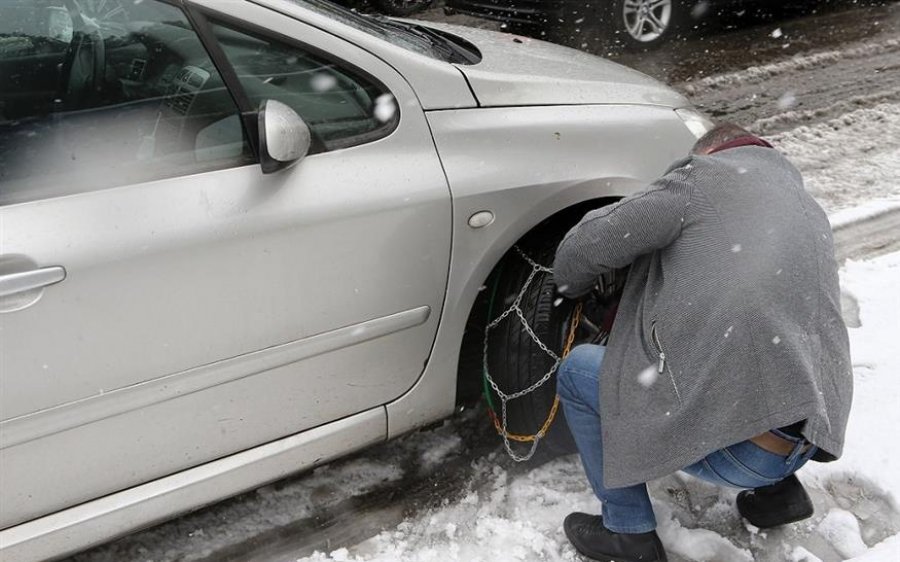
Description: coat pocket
xmin=650 ymin=321 xmax=683 ymax=407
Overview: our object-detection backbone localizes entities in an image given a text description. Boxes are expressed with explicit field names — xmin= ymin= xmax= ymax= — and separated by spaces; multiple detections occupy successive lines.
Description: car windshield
xmin=282 ymin=0 xmax=480 ymax=64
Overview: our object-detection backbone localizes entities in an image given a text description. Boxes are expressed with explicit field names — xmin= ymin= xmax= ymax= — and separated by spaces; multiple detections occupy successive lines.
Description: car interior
xmin=0 ymin=0 xmax=253 ymax=205
xmin=209 ymin=21 xmax=396 ymax=150
xmin=0 ymin=0 xmax=399 ymax=208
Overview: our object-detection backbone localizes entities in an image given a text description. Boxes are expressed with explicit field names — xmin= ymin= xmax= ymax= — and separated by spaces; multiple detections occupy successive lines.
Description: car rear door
xmin=0 ymin=0 xmax=450 ymax=528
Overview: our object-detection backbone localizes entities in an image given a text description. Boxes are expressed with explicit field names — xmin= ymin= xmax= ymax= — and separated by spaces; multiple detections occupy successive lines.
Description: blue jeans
xmin=556 ymin=344 xmax=817 ymax=534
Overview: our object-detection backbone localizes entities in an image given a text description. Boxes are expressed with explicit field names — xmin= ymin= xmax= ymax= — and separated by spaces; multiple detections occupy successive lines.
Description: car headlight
xmin=675 ymin=108 xmax=716 ymax=139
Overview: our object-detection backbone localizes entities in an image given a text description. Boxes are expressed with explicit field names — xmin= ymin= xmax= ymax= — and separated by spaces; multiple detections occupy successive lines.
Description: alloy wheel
xmin=622 ymin=0 xmax=673 ymax=43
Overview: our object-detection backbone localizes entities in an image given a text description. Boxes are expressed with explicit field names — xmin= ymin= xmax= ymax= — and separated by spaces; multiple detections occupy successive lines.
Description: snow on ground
xmin=696 ymin=38 xmax=900 ymax=91
xmin=805 ymin=253 xmax=900 ymax=561
xmin=829 ymin=200 xmax=900 ymax=231
xmin=767 ymin=102 xmax=900 ymax=213
xmin=297 ymin=253 xmax=900 ymax=562
xmin=695 ymin=37 xmax=900 ymax=89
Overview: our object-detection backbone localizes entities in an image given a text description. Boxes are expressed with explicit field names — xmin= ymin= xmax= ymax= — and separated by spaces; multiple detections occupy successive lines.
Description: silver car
xmin=0 ymin=0 xmax=711 ymax=559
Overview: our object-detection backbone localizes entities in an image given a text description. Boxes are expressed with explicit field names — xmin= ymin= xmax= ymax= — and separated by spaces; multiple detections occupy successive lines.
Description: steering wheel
xmin=58 ymin=2 xmax=107 ymax=109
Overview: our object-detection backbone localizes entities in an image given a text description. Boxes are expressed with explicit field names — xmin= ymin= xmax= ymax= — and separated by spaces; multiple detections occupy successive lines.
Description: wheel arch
xmin=454 ymin=195 xmax=621 ymax=405
xmin=384 ymin=186 xmax=626 ymax=440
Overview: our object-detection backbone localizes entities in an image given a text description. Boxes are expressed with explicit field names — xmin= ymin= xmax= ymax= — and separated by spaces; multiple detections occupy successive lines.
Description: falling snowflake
xmin=777 ymin=91 xmax=798 ymax=110
xmin=771 ymin=28 xmax=783 ymax=39
xmin=772 ymin=336 xmax=782 ymax=345
xmin=311 ymin=73 xmax=337 ymax=92
xmin=731 ymin=244 xmax=742 ymax=253
xmin=374 ymin=94 xmax=397 ymax=123
xmin=691 ymin=1 xmax=710 ymax=19
xmin=637 ymin=366 xmax=659 ymax=388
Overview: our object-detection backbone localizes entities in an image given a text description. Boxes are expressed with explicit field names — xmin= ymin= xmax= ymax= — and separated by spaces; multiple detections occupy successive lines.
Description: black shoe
xmin=736 ymin=474 xmax=814 ymax=528
xmin=563 ymin=512 xmax=667 ymax=562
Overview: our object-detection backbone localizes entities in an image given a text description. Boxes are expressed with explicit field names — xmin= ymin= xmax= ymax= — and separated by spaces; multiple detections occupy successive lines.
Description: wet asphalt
xmin=427 ymin=0 xmax=900 ymax=132
xmin=63 ymin=2 xmax=900 ymax=561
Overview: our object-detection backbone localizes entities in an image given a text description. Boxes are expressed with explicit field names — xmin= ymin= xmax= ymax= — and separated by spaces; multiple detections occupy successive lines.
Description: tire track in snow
xmin=694 ymin=37 xmax=900 ymax=90
xmin=681 ymin=36 xmax=900 ymax=134
xmin=750 ymin=90 xmax=900 ymax=134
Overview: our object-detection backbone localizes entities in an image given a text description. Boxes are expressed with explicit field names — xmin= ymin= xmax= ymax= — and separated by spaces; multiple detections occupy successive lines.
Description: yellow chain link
xmin=489 ymin=301 xmax=583 ymax=443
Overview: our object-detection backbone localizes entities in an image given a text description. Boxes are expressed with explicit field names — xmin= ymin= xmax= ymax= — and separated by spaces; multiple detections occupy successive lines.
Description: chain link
xmin=483 ymin=246 xmax=569 ymax=462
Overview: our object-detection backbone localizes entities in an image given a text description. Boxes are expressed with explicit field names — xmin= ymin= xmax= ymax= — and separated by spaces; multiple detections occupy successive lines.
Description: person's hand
xmin=592 ymin=268 xmax=628 ymax=304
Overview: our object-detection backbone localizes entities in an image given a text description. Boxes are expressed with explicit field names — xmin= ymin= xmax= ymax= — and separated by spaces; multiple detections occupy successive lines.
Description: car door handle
xmin=0 ymin=266 xmax=66 ymax=298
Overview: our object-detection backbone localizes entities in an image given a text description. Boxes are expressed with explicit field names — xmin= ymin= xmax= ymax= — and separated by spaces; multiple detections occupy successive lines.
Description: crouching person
xmin=552 ymin=123 xmax=852 ymax=562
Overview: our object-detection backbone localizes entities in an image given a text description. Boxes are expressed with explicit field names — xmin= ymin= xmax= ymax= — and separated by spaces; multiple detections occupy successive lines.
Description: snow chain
xmin=483 ymin=246 xmax=583 ymax=462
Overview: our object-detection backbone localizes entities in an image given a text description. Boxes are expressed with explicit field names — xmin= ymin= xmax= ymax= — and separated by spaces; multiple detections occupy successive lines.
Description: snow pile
xmin=749 ymin=91 xmax=900 ymax=135
xmin=829 ymin=200 xmax=900 ymax=231
xmin=767 ymin=103 xmax=900 ymax=212
xmin=301 ymin=458 xmax=597 ymax=562
xmin=816 ymin=509 xmax=868 ymax=559
xmin=298 ymin=252 xmax=900 ymax=561
xmin=800 ymin=253 xmax=900 ymax=561
xmin=696 ymin=38 xmax=900 ymax=90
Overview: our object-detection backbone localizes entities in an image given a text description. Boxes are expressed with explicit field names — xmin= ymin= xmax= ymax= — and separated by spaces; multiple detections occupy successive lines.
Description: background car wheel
xmin=544 ymin=0 xmax=687 ymax=52
xmin=606 ymin=0 xmax=688 ymax=51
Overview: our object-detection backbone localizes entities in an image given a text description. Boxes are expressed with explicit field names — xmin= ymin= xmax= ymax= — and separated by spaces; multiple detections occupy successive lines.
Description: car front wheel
xmin=479 ymin=237 xmax=624 ymax=464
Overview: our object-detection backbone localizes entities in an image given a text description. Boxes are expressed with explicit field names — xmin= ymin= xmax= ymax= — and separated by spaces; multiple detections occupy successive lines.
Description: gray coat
xmin=553 ymin=146 xmax=852 ymax=488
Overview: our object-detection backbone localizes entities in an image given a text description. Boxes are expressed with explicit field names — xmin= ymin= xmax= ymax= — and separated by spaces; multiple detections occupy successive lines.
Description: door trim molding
xmin=1 ymin=307 xmax=429 ymax=449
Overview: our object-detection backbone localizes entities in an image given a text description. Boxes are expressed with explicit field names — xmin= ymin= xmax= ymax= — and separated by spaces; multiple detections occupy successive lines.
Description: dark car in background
xmin=444 ymin=0 xmax=726 ymax=49
xmin=343 ymin=0 xmax=435 ymax=16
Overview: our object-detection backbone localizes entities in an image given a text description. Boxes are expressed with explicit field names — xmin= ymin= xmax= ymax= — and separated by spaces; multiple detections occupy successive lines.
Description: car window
xmin=209 ymin=20 xmax=399 ymax=153
xmin=0 ymin=0 xmax=253 ymax=206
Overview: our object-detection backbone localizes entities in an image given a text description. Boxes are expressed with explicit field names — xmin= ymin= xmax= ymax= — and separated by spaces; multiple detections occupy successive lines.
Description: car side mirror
xmin=258 ymin=99 xmax=311 ymax=174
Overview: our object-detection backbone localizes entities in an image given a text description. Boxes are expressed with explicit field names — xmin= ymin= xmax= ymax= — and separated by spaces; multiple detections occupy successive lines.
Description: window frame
xmin=184 ymin=5 xmax=401 ymax=157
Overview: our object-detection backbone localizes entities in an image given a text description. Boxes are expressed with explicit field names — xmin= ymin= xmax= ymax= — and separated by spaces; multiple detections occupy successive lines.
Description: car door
xmin=0 ymin=0 xmax=451 ymax=528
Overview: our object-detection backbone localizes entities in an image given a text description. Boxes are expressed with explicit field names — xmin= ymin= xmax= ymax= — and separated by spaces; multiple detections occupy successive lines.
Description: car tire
xmin=373 ymin=0 xmax=433 ymax=17
xmin=482 ymin=239 xmax=578 ymax=463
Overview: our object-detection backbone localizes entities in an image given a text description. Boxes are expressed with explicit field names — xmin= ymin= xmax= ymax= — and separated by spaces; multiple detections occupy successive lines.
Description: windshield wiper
xmin=365 ymin=15 xmax=475 ymax=64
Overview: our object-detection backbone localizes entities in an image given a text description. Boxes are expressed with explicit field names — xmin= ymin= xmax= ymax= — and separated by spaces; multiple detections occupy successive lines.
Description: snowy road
xmin=67 ymin=3 xmax=900 ymax=561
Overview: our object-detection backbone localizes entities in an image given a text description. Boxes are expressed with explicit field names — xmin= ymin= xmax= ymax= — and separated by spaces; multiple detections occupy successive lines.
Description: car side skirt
xmin=0 ymin=408 xmax=386 ymax=562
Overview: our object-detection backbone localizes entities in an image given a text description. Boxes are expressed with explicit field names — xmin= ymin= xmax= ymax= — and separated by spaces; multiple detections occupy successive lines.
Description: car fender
xmin=386 ymin=103 xmax=697 ymax=437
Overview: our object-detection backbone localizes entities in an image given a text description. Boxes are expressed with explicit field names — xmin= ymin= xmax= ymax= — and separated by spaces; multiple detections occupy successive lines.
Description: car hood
xmin=419 ymin=22 xmax=688 ymax=109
